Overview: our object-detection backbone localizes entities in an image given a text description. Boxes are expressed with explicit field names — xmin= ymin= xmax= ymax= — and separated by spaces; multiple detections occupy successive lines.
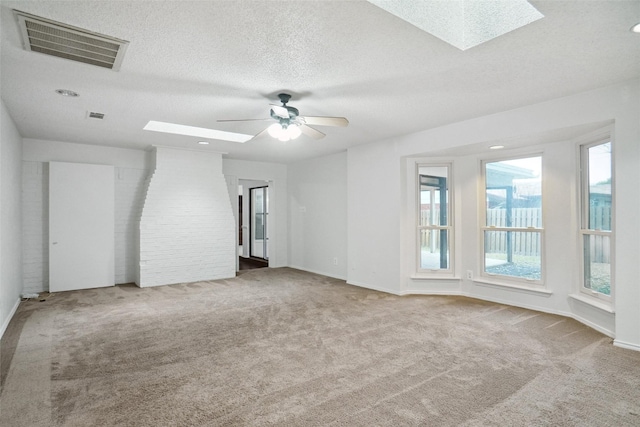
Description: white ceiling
xmin=1 ymin=1 xmax=639 ymax=164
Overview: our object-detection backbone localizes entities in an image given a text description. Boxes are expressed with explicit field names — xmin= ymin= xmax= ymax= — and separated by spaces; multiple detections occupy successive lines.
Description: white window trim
xmin=411 ymin=160 xmax=455 ymax=277
xmin=474 ymin=277 xmax=553 ymax=296
xmin=569 ymin=293 xmax=614 ymax=314
xmin=576 ymin=129 xmax=614 ymax=308
xmin=479 ymin=152 xmax=546 ymax=289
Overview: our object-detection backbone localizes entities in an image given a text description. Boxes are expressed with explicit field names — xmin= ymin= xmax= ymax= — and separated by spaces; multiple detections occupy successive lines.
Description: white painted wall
xmin=347 ymin=79 xmax=640 ymax=350
xmin=288 ymin=152 xmax=348 ymax=279
xmin=23 ymin=139 xmax=150 ymax=168
xmin=347 ymin=140 xmax=402 ymax=293
xmin=22 ymin=139 xmax=150 ymax=291
xmin=223 ymin=159 xmax=288 ymax=268
xmin=0 ymin=100 xmax=23 ymax=337
xmin=138 ymin=147 xmax=235 ymax=287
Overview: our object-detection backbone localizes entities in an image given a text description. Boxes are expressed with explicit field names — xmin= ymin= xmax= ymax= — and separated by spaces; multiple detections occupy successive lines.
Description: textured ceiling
xmin=1 ymin=0 xmax=639 ymax=163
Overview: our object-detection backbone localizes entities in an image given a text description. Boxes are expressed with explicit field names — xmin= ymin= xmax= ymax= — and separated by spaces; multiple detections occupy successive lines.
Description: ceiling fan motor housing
xmin=278 ymin=93 xmax=292 ymax=104
xmin=270 ymin=96 xmax=299 ymax=127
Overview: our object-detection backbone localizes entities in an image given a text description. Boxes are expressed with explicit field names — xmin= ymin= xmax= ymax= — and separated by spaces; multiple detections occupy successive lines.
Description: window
xmin=482 ymin=156 xmax=543 ymax=283
xmin=417 ymin=165 xmax=452 ymax=272
xmin=580 ymin=140 xmax=612 ymax=299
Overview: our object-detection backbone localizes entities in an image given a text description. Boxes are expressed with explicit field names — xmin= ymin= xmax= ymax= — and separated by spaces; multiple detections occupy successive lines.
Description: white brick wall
xmin=22 ymin=161 xmax=148 ymax=292
xmin=22 ymin=162 xmax=48 ymax=294
xmin=115 ymin=168 xmax=148 ymax=284
xmin=138 ymin=147 xmax=235 ymax=287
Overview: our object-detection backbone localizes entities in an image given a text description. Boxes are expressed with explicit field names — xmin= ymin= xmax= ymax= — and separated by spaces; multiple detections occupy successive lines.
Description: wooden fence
xmin=586 ymin=234 xmax=611 ymax=264
xmin=420 ymin=207 xmax=611 ymax=262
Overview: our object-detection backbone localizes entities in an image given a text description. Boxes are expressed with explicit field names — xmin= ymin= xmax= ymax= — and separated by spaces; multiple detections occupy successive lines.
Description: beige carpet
xmin=1 ymin=268 xmax=639 ymax=426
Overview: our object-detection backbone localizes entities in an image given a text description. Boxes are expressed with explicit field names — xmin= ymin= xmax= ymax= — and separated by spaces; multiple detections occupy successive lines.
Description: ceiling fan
xmin=218 ymin=93 xmax=349 ymax=142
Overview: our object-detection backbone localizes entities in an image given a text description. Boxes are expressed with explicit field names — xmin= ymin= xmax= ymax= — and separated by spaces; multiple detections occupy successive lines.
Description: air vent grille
xmin=88 ymin=112 xmax=105 ymax=119
xmin=14 ymin=10 xmax=128 ymax=71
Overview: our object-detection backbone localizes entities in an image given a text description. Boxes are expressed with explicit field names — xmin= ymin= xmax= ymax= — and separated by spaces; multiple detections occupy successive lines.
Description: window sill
xmin=411 ymin=275 xmax=461 ymax=281
xmin=473 ymin=278 xmax=552 ymax=296
xmin=569 ymin=293 xmax=614 ymax=313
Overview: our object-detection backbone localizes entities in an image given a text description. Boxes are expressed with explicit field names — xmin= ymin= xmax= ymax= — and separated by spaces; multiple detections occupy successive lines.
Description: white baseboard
xmin=0 ymin=298 xmax=21 ymax=340
xmin=613 ymin=339 xmax=640 ymax=352
xmin=462 ymin=291 xmax=573 ymax=318
xmin=345 ymin=279 xmax=402 ymax=296
xmin=399 ymin=289 xmax=464 ymax=296
xmin=460 ymin=292 xmax=616 ymax=338
xmin=343 ymin=280 xmax=619 ymax=340
xmin=571 ymin=313 xmax=615 ymax=338
xmin=288 ymin=265 xmax=347 ymax=281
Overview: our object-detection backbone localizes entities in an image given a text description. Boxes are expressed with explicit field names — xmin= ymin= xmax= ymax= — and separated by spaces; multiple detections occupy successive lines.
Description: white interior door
xmin=49 ymin=162 xmax=115 ymax=292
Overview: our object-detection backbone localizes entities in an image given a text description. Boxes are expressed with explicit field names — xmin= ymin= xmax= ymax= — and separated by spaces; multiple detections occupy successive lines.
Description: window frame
xmin=480 ymin=153 xmax=545 ymax=287
xmin=578 ymin=137 xmax=614 ymax=304
xmin=415 ymin=162 xmax=454 ymax=276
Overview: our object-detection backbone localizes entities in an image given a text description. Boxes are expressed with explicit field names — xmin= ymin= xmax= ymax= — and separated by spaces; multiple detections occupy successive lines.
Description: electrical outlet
xmin=466 ymin=270 xmax=473 ymax=280
xmin=332 ymin=257 xmax=338 ymax=265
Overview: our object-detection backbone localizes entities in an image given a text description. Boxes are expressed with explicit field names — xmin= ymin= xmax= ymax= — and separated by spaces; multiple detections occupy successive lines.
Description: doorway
xmin=237 ymin=180 xmax=270 ymax=271
xmin=250 ymin=186 xmax=268 ymax=260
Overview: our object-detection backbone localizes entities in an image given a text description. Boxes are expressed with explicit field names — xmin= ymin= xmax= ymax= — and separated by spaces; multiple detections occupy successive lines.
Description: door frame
xmin=227 ymin=177 xmax=277 ymax=272
xmin=249 ymin=185 xmax=269 ymax=260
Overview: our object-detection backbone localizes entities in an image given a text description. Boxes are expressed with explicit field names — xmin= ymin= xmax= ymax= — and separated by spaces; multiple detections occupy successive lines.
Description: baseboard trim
xmin=1 ymin=298 xmax=21 ymax=340
xmin=344 ymin=280 xmax=619 ymax=340
xmin=571 ymin=313 xmax=615 ymax=338
xmin=288 ymin=265 xmax=346 ymax=281
xmin=345 ymin=280 xmax=402 ymax=296
xmin=460 ymin=291 xmax=573 ymax=319
xmin=613 ymin=339 xmax=640 ymax=352
xmin=399 ymin=289 xmax=464 ymax=296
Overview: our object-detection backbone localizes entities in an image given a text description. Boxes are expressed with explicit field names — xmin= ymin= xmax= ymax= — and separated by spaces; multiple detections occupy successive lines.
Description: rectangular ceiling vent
xmin=13 ymin=10 xmax=129 ymax=71
xmin=88 ymin=112 xmax=105 ymax=120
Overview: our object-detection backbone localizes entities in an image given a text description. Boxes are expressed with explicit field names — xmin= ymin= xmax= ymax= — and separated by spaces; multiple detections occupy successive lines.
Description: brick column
xmin=138 ymin=146 xmax=235 ymax=287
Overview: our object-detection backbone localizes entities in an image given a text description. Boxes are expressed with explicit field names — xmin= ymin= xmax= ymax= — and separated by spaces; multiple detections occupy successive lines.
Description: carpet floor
xmin=1 ymin=267 xmax=639 ymax=426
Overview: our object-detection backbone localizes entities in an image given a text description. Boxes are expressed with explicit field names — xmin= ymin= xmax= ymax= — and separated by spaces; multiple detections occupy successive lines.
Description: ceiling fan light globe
xmin=267 ymin=123 xmax=283 ymax=138
xmin=278 ymin=133 xmax=290 ymax=142
xmin=288 ymin=125 xmax=302 ymax=140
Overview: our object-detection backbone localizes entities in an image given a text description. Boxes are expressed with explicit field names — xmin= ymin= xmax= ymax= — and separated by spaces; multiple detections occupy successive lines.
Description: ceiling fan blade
xmin=270 ymin=104 xmax=290 ymax=119
xmin=300 ymin=116 xmax=349 ymax=127
xmin=300 ymin=124 xmax=325 ymax=139
xmin=217 ymin=118 xmax=271 ymax=123
xmin=250 ymin=127 xmax=271 ymax=141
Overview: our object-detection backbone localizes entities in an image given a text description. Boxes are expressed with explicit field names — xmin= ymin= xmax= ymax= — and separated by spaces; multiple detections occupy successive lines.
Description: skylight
xmin=367 ymin=0 xmax=544 ymax=50
xmin=143 ymin=121 xmax=252 ymax=143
